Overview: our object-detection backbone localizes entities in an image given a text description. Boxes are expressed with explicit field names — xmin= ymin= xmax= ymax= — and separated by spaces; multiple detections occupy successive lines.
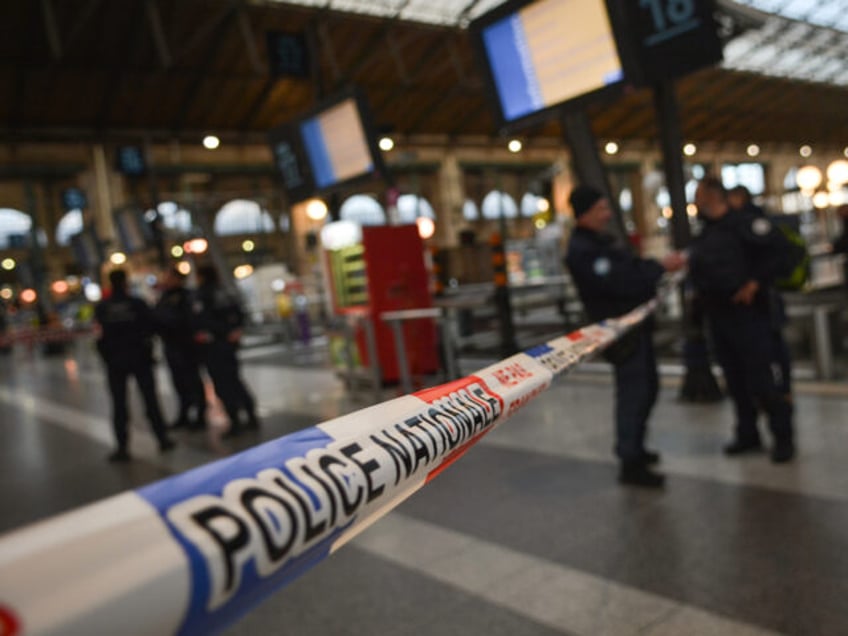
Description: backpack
xmin=774 ymin=223 xmax=809 ymax=291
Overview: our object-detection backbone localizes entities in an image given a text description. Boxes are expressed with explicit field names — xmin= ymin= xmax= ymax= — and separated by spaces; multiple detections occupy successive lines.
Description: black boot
xmin=619 ymin=462 xmax=665 ymax=488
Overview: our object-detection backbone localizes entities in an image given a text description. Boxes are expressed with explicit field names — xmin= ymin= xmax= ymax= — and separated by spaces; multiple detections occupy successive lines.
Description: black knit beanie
xmin=569 ymin=185 xmax=604 ymax=217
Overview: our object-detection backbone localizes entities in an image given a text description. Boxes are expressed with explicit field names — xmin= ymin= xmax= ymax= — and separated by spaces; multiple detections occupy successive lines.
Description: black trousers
xmin=201 ymin=342 xmax=256 ymax=427
xmin=164 ymin=345 xmax=207 ymax=422
xmin=612 ymin=326 xmax=659 ymax=464
xmin=708 ymin=308 xmax=793 ymax=446
xmin=105 ymin=359 xmax=168 ymax=450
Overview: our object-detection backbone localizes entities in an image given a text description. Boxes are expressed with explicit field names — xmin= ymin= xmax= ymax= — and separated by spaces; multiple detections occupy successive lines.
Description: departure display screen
xmin=474 ymin=0 xmax=624 ymax=124
xmin=300 ymin=98 xmax=375 ymax=190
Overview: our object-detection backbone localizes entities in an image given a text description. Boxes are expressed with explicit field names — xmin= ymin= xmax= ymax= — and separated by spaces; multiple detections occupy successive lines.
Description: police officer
xmin=192 ymin=264 xmax=259 ymax=437
xmin=727 ymin=185 xmax=794 ymax=401
xmin=95 ymin=269 xmax=174 ymax=461
xmin=690 ymin=177 xmax=795 ymax=463
xmin=154 ymin=266 xmax=207 ymax=430
xmin=565 ymin=185 xmax=686 ymax=488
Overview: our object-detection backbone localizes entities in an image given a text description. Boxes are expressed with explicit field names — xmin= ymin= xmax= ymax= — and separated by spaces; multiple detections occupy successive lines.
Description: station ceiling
xmin=0 ymin=0 xmax=846 ymax=150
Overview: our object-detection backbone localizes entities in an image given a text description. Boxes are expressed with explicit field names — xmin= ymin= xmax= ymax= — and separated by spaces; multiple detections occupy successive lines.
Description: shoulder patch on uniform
xmin=593 ymin=257 xmax=611 ymax=276
xmin=752 ymin=217 xmax=772 ymax=236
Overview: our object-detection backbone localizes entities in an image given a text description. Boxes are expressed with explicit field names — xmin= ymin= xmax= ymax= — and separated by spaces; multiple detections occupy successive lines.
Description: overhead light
xmin=604 ymin=141 xmax=619 ymax=155
xmin=799 ymin=144 xmax=812 ymax=158
xmin=534 ymin=218 xmax=546 ymax=230
xmin=508 ymin=139 xmax=522 ymax=153
xmin=83 ymin=283 xmax=102 ymax=302
xmin=183 ymin=238 xmax=208 ymax=254
xmin=51 ymin=280 xmax=69 ymax=295
xmin=0 ymin=288 xmax=12 ymax=300
xmin=683 ymin=143 xmax=697 ymax=157
xmin=109 ymin=252 xmax=127 ymax=265
xmin=826 ymin=159 xmax=848 ymax=186
xmin=796 ymin=165 xmax=823 ymax=192
xmin=242 ymin=239 xmax=255 ymax=252
xmin=1 ymin=258 xmax=15 ymax=271
xmin=536 ymin=198 xmax=550 ymax=213
xmin=746 ymin=144 xmax=760 ymax=157
xmin=203 ymin=135 xmax=220 ymax=150
xmin=812 ymin=191 xmax=830 ymax=208
xmin=233 ymin=264 xmax=254 ymax=280
xmin=416 ymin=216 xmax=435 ymax=240
xmin=170 ymin=245 xmax=184 ymax=258
xmin=176 ymin=261 xmax=192 ymax=276
xmin=687 ymin=204 xmax=698 ymax=217
xmin=378 ymin=136 xmax=394 ymax=152
xmin=20 ymin=288 xmax=37 ymax=304
xmin=662 ymin=207 xmax=673 ymax=219
xmin=305 ymin=198 xmax=328 ymax=221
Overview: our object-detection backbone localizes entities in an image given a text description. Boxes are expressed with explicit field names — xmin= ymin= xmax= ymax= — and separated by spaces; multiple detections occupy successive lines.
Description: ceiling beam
xmin=39 ymin=0 xmax=62 ymax=61
xmin=96 ymin=0 xmax=147 ymax=129
xmin=171 ymin=5 xmax=239 ymax=132
xmin=374 ymin=32 xmax=457 ymax=115
xmin=64 ymin=0 xmax=103 ymax=51
xmin=145 ymin=0 xmax=172 ymax=70
xmin=236 ymin=0 xmax=265 ymax=75
xmin=170 ymin=1 xmax=236 ymax=66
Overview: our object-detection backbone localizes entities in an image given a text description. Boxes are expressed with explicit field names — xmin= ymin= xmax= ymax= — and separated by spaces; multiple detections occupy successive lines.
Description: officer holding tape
xmin=690 ymin=177 xmax=795 ymax=463
xmin=565 ymin=185 xmax=685 ymax=488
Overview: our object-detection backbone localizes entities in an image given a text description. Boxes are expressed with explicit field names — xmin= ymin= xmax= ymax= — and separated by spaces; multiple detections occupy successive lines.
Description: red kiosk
xmin=325 ymin=224 xmax=438 ymax=384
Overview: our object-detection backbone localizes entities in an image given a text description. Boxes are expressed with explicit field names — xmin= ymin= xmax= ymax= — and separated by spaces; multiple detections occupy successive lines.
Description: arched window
xmin=0 ymin=208 xmax=34 ymax=249
xmin=481 ymin=191 xmax=518 ymax=219
xmin=214 ymin=199 xmax=274 ymax=236
xmin=784 ymin=167 xmax=799 ymax=191
xmin=156 ymin=201 xmax=193 ymax=234
xmin=55 ymin=209 xmax=84 ymax=246
xmin=396 ymin=194 xmax=435 ymax=224
xmin=462 ymin=199 xmax=479 ymax=221
xmin=521 ymin=193 xmax=549 ymax=217
xmin=340 ymin=194 xmax=385 ymax=226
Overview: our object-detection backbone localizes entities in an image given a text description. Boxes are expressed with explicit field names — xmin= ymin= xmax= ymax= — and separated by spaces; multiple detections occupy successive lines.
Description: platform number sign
xmin=639 ymin=0 xmax=698 ymax=45
xmin=613 ymin=0 xmax=722 ymax=83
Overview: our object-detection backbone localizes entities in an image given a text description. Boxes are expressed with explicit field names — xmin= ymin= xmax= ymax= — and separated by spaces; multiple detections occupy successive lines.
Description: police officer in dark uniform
xmin=95 ymin=269 xmax=174 ymax=462
xmin=690 ymin=177 xmax=795 ymax=463
xmin=154 ymin=266 xmax=207 ymax=430
xmin=727 ymin=185 xmax=794 ymax=399
xmin=191 ymin=264 xmax=259 ymax=437
xmin=565 ymin=185 xmax=686 ymax=488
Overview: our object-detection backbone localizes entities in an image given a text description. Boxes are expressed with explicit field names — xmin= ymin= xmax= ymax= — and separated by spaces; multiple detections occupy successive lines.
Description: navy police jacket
xmin=191 ymin=284 xmax=245 ymax=345
xmin=565 ymin=227 xmax=664 ymax=322
xmin=689 ymin=210 xmax=784 ymax=311
xmin=95 ymin=290 xmax=156 ymax=365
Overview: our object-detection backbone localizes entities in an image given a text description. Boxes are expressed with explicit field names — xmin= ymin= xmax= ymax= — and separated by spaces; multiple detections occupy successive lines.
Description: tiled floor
xmin=1 ymin=337 xmax=847 ymax=635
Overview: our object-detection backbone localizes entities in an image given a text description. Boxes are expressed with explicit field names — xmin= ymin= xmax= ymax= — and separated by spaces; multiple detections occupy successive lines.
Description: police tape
xmin=0 ymin=280 xmax=672 ymax=636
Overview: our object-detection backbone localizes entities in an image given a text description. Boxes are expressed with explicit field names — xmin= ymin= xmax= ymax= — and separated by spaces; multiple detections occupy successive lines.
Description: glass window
xmin=397 ymin=194 xmax=435 ymax=224
xmin=462 ymin=199 xmax=479 ymax=221
xmin=481 ymin=190 xmax=518 ymax=219
xmin=214 ymin=200 xmax=275 ymax=236
xmin=157 ymin=201 xmax=194 ymax=234
xmin=721 ymin=163 xmax=766 ymax=195
xmin=0 ymin=208 xmax=33 ymax=249
xmin=339 ymin=194 xmax=385 ymax=226
xmin=55 ymin=209 xmax=84 ymax=246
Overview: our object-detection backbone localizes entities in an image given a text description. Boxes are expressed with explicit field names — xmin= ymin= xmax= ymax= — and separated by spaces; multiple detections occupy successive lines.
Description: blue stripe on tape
xmin=137 ymin=426 xmax=338 ymax=636
xmin=524 ymin=343 xmax=554 ymax=359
